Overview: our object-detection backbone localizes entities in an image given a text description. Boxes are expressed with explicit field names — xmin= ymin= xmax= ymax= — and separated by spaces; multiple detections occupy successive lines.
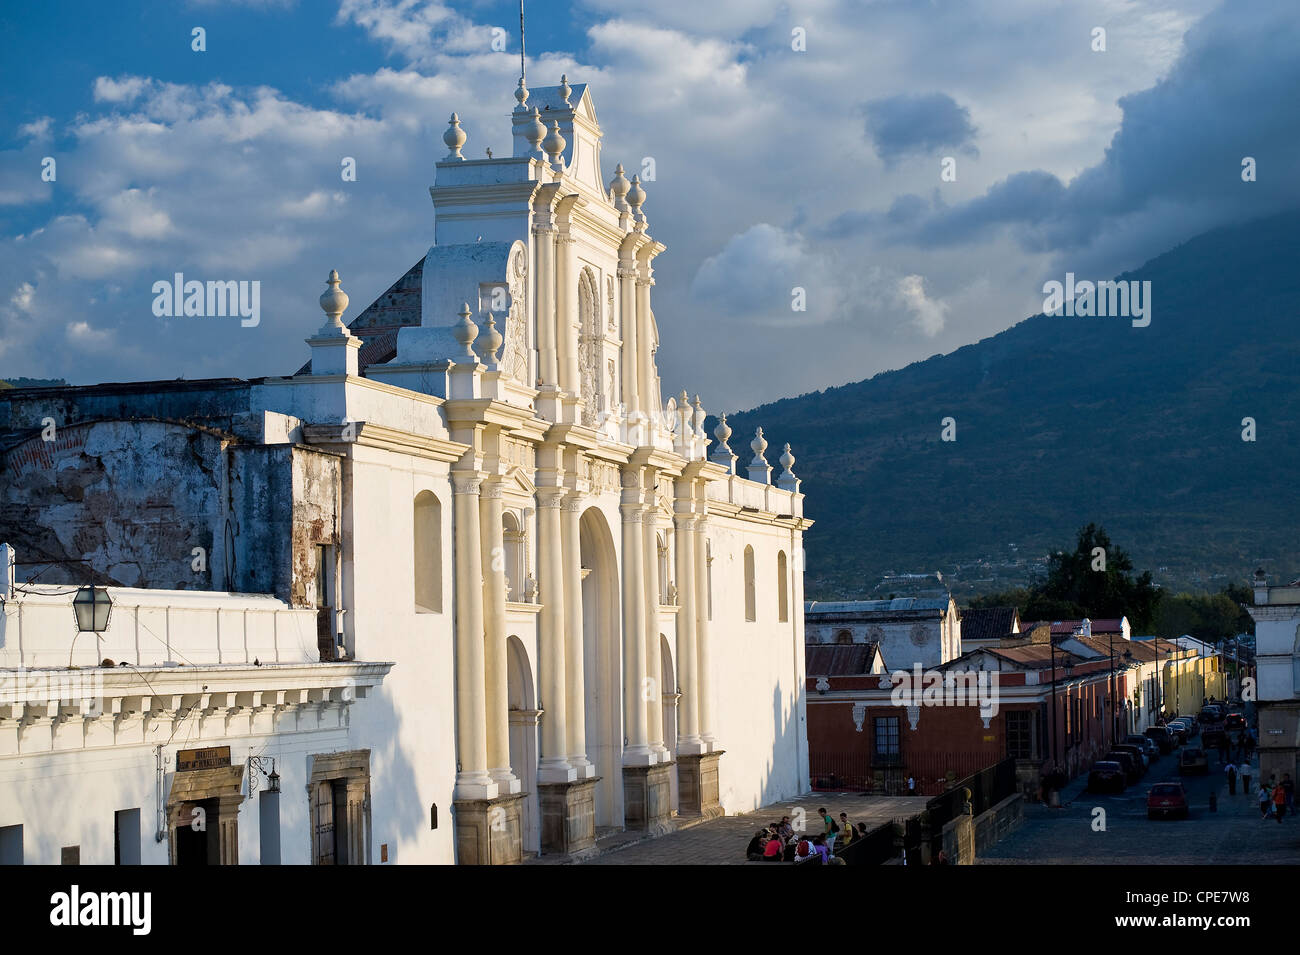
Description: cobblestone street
xmin=980 ymin=753 xmax=1300 ymax=865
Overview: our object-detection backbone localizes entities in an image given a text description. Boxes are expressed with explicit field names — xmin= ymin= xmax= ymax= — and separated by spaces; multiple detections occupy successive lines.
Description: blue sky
xmin=2 ymin=0 xmax=1296 ymax=409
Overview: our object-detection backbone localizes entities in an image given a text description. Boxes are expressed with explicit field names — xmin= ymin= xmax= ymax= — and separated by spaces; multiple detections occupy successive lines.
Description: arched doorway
xmin=660 ymin=633 xmax=678 ymax=813
xmin=580 ymin=506 xmax=622 ymax=827
xmin=507 ymin=635 xmax=539 ymax=855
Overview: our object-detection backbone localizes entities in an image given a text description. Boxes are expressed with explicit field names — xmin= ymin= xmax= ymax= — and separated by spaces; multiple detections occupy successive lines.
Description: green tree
xmin=1036 ymin=523 xmax=1161 ymax=630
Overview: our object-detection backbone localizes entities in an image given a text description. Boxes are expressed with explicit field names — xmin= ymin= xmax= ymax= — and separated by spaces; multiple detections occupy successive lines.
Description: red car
xmin=1147 ymin=782 xmax=1189 ymax=820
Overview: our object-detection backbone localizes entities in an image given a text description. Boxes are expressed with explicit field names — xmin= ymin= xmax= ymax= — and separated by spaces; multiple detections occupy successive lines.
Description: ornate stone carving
xmin=578 ymin=267 xmax=601 ymax=426
xmin=852 ymin=702 xmax=867 ymax=733
xmin=502 ymin=245 xmax=530 ymax=385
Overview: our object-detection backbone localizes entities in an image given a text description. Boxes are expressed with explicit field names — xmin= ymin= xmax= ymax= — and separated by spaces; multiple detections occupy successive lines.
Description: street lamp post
xmin=1107 ymin=631 xmax=1116 ymax=748
xmin=1050 ymin=636 xmax=1060 ymax=768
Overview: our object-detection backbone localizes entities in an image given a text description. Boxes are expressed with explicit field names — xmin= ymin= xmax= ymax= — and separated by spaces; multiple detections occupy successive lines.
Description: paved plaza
xmin=526 ymin=793 xmax=926 ymax=865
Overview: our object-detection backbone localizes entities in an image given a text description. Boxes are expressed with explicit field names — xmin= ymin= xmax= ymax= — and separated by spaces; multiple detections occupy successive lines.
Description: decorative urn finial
xmin=525 ymin=107 xmax=546 ymax=157
xmin=443 ymin=112 xmax=467 ymax=160
xmin=750 ymin=426 xmax=768 ymax=463
xmin=543 ymin=120 xmax=566 ymax=171
xmin=609 ymin=163 xmax=631 ymax=208
xmin=476 ymin=312 xmax=504 ymax=365
xmin=780 ymin=443 xmax=795 ymax=474
xmin=319 ymin=269 xmax=349 ymax=328
xmin=452 ymin=303 xmax=478 ymax=358
xmin=514 ymin=76 xmax=529 ymax=111
xmin=558 ymin=74 xmax=572 ymax=104
xmin=714 ymin=413 xmax=733 ymax=450
xmin=627 ymin=174 xmax=646 ymax=212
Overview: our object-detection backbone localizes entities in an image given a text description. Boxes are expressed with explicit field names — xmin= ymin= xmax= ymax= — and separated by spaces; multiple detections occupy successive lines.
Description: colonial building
xmin=0 ymin=75 xmax=811 ymax=864
xmin=805 ymin=595 xmax=961 ymax=669
xmin=1247 ymin=569 xmax=1300 ymax=785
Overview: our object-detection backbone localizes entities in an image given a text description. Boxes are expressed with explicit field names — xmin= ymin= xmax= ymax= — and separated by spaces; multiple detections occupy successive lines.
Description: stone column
xmin=480 ymin=478 xmax=518 ymax=792
xmin=694 ymin=506 xmax=715 ymax=750
xmin=537 ymin=487 xmax=574 ymax=782
xmin=453 ymin=472 xmax=497 ymax=798
xmin=643 ymin=505 xmax=667 ymax=761
xmin=562 ymin=491 xmax=594 ymax=777
xmin=636 ymin=270 xmax=655 ymax=422
xmin=620 ymin=475 xmax=652 ymax=763
xmin=618 ymin=264 xmax=638 ymax=414
xmin=556 ymin=232 xmax=579 ymax=396
xmin=535 ymin=224 xmax=558 ymax=388
xmin=674 ymin=507 xmax=702 ymax=751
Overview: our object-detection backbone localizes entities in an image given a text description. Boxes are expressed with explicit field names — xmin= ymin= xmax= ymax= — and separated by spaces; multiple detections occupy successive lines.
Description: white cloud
xmin=18 ymin=117 xmax=53 ymax=139
xmin=93 ymin=75 xmax=151 ymax=104
xmin=0 ymin=0 xmax=1251 ymax=408
xmin=10 ymin=282 xmax=35 ymax=312
xmin=896 ymin=274 xmax=948 ymax=337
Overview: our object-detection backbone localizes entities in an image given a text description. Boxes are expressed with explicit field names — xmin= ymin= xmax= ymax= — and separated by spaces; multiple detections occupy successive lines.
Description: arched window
xmin=413 ymin=490 xmax=442 ymax=613
xmin=502 ymin=511 xmax=525 ymax=601
xmin=835 ymin=629 xmax=853 ymax=645
xmin=777 ymin=550 xmax=789 ymax=622
xmin=743 ymin=545 xmax=756 ymax=622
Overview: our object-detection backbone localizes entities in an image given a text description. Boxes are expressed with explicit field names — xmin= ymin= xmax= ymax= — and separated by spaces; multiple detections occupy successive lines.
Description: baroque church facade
xmin=0 ymin=77 xmax=810 ymax=864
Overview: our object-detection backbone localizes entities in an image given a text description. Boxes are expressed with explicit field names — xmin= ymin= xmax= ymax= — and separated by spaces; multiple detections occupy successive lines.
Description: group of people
xmin=1216 ymin=730 xmax=1256 ymax=764
xmin=743 ymin=809 xmax=871 ymax=865
xmin=1257 ymin=773 xmax=1294 ymax=822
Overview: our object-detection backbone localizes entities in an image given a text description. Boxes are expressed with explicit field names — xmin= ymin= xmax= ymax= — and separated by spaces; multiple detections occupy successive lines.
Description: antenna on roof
xmin=519 ymin=0 xmax=526 ymax=87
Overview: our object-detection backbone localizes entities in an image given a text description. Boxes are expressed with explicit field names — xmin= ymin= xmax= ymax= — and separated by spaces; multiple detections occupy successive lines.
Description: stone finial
xmin=609 ymin=163 xmax=631 ymax=210
xmin=747 ymin=426 xmax=772 ymax=484
xmin=777 ymin=442 xmax=801 ymax=492
xmin=558 ymin=74 xmax=572 ymax=104
xmin=514 ymin=76 xmax=529 ymax=111
xmin=627 ymin=174 xmax=646 ymax=213
xmin=319 ymin=269 xmax=349 ymax=329
xmin=543 ymin=120 xmax=566 ymax=172
xmin=475 ymin=312 xmax=504 ymax=366
xmin=443 ymin=113 xmax=467 ymax=161
xmin=692 ymin=394 xmax=706 ymax=437
xmin=713 ymin=413 xmax=733 ymax=451
xmin=525 ymin=107 xmax=546 ymax=157
xmin=452 ymin=302 xmax=479 ymax=358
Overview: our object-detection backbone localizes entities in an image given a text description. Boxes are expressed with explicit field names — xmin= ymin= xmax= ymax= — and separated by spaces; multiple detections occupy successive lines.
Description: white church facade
xmin=0 ymin=77 xmax=811 ymax=864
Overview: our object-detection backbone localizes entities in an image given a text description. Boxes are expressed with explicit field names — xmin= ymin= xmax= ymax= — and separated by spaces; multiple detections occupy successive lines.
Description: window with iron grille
xmin=1006 ymin=711 xmax=1033 ymax=759
xmin=874 ymin=716 xmax=901 ymax=766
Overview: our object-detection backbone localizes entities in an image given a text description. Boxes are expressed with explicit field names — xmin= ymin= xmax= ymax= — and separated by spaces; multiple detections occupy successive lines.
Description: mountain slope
xmin=726 ymin=210 xmax=1300 ymax=600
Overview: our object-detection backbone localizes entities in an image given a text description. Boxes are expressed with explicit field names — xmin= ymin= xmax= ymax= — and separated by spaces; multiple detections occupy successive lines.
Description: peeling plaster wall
xmin=225 ymin=445 xmax=340 ymax=607
xmin=0 ymin=403 xmax=339 ymax=606
xmin=1 ymin=420 xmax=228 ymax=590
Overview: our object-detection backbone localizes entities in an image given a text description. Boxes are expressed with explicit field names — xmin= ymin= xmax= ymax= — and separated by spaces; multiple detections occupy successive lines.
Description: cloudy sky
xmin=1 ymin=0 xmax=1297 ymax=411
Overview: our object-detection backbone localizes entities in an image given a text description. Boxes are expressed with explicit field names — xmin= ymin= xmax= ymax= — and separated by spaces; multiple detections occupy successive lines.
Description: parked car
xmin=1178 ymin=718 xmax=1200 ymax=739
xmin=1179 ymin=747 xmax=1210 ymax=775
xmin=1199 ymin=704 xmax=1225 ymax=723
xmin=1105 ymin=751 xmax=1142 ymax=785
xmin=1112 ymin=743 xmax=1149 ymax=773
xmin=1167 ymin=719 xmax=1193 ymax=743
xmin=1144 ymin=726 xmax=1176 ymax=754
xmin=1089 ymin=761 xmax=1126 ymax=793
xmin=1147 ymin=781 xmax=1190 ymax=819
xmin=1225 ymin=713 xmax=1248 ymax=732
xmin=1126 ymin=734 xmax=1160 ymax=760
